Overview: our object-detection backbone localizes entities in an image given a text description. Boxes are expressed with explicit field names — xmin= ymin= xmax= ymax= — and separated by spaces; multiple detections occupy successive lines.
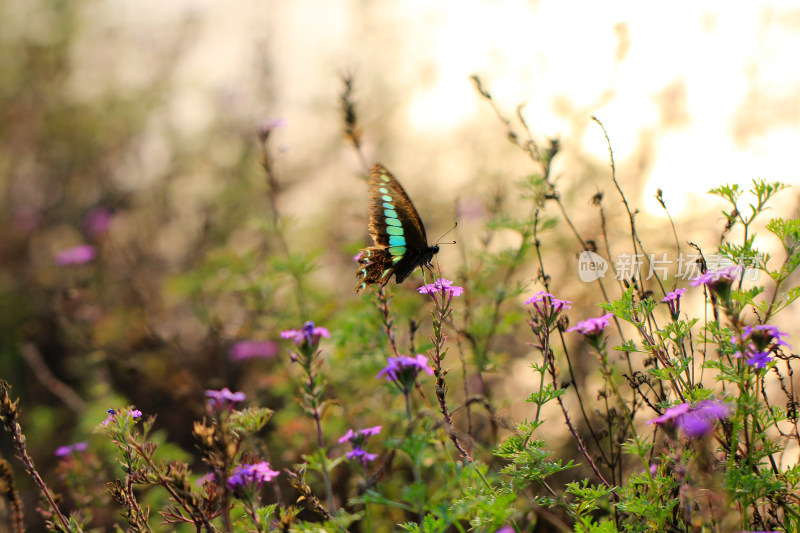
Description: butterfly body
xmin=354 ymin=164 xmax=439 ymax=294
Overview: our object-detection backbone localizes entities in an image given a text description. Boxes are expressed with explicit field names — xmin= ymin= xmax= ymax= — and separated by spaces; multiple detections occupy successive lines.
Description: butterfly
xmin=354 ymin=164 xmax=439 ymax=294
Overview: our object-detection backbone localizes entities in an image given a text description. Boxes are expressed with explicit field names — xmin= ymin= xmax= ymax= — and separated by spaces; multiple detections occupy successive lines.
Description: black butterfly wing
xmin=354 ymin=164 xmax=438 ymax=293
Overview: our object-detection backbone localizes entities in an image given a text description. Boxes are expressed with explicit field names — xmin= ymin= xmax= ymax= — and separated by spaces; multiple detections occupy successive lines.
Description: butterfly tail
xmin=353 ymin=247 xmax=394 ymax=294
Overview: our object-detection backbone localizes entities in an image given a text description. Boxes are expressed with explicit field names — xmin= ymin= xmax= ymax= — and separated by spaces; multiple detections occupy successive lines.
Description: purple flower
xmin=525 ymin=291 xmax=572 ymax=324
xmin=567 ymin=313 xmax=614 ymax=336
xmin=83 ymin=207 xmax=112 ymax=238
xmin=227 ymin=461 xmax=280 ymax=488
xmin=661 ymin=288 xmax=686 ymax=320
xmin=735 ymin=325 xmax=791 ymax=351
xmin=102 ymin=408 xmax=142 ymax=427
xmin=745 ymin=350 xmax=773 ymax=369
xmin=690 ymin=264 xmax=741 ymax=287
xmin=690 ymin=264 xmax=742 ymax=301
xmin=648 ymin=403 xmax=691 ymax=425
xmin=54 ymin=441 xmax=89 ymax=457
xmin=495 ymin=528 xmax=515 ymax=533
xmin=418 ymin=278 xmax=464 ymax=297
xmin=345 ymin=446 xmax=378 ymax=465
xmin=55 ymin=244 xmax=96 ymax=266
xmin=648 ymin=400 xmax=731 ymax=439
xmin=338 ymin=425 xmax=382 ymax=444
xmin=229 ymin=340 xmax=279 ymax=361
xmin=206 ymin=388 xmax=246 ymax=410
xmin=339 ymin=425 xmax=381 ymax=465
xmin=377 ymin=354 xmax=433 ymax=391
xmin=281 ymin=321 xmax=330 ymax=348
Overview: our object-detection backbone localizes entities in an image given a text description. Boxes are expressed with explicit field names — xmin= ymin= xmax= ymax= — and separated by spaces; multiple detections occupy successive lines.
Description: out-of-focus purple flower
xmin=648 ymin=403 xmax=691 ymax=425
xmin=206 ymin=388 xmax=246 ymax=411
xmin=568 ymin=313 xmax=614 ymax=336
xmin=418 ymin=278 xmax=464 ymax=297
xmin=377 ymin=354 xmax=433 ymax=392
xmin=281 ymin=321 xmax=330 ymax=348
xmin=734 ymin=324 xmax=791 ymax=352
xmin=196 ymin=472 xmax=215 ymax=486
xmin=353 ymin=252 xmax=362 ymax=262
xmin=495 ymin=527 xmax=515 ymax=533
xmin=338 ymin=425 xmax=382 ymax=444
xmin=54 ymin=441 xmax=89 ymax=457
xmin=339 ymin=425 xmax=381 ymax=465
xmin=229 ymin=340 xmax=279 ymax=361
xmin=745 ymin=350 xmax=773 ymax=369
xmin=648 ymin=399 xmax=731 ymax=439
xmin=83 ymin=207 xmax=112 ymax=238
xmin=346 ymin=446 xmax=378 ymax=465
xmin=227 ymin=461 xmax=280 ymax=488
xmin=55 ymin=244 xmax=96 ymax=266
xmin=661 ymin=288 xmax=687 ymax=320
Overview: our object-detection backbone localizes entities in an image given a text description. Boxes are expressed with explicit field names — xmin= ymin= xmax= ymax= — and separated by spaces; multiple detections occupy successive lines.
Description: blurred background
xmin=2 ymin=0 xmax=800 ymax=528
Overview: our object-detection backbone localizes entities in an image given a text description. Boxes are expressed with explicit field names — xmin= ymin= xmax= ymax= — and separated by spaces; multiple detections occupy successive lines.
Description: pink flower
xmin=55 ymin=244 xmax=96 ymax=266
xmin=567 ymin=313 xmax=614 ymax=336
xmin=229 ymin=340 xmax=279 ymax=361
xmin=418 ymin=278 xmax=464 ymax=297
xmin=280 ymin=322 xmax=330 ymax=347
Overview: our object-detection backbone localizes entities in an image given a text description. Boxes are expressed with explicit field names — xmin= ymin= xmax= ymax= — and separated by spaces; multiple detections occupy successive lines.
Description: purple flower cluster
xmin=54 ymin=441 xmax=88 ymax=457
xmin=102 ymin=408 xmax=142 ymax=427
xmin=648 ymin=399 xmax=731 ymax=439
xmin=525 ymin=291 xmax=572 ymax=325
xmin=206 ymin=388 xmax=246 ymax=411
xmin=689 ymin=264 xmax=741 ymax=288
xmin=568 ymin=313 xmax=614 ymax=336
xmin=339 ymin=425 xmax=382 ymax=466
xmin=281 ymin=321 xmax=330 ymax=348
xmin=377 ymin=354 xmax=433 ymax=392
xmin=689 ymin=264 xmax=742 ymax=301
xmin=417 ymin=278 xmax=464 ymax=297
xmin=661 ymin=288 xmax=687 ymax=320
xmin=377 ymin=354 xmax=433 ymax=381
xmin=732 ymin=324 xmax=790 ymax=370
xmin=229 ymin=340 xmax=279 ymax=361
xmin=227 ymin=461 xmax=280 ymax=488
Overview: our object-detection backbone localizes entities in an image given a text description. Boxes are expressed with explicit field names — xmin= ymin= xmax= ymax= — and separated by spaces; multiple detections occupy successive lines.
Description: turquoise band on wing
xmin=389 ymin=235 xmax=405 ymax=246
xmin=384 ymin=209 xmax=398 ymax=219
xmin=378 ymin=187 xmax=389 ymax=194
xmin=386 ymin=218 xmax=402 ymax=227
xmin=383 ymin=202 xmax=394 ymax=209
xmin=382 ymin=195 xmax=392 ymax=202
xmin=386 ymin=226 xmax=403 ymax=236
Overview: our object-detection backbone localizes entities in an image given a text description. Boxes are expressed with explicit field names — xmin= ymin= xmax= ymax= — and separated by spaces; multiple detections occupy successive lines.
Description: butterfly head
xmin=426 ymin=245 xmax=440 ymax=264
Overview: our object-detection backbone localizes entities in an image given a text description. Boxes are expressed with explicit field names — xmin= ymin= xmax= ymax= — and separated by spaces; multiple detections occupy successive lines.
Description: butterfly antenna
xmin=435 ymin=221 xmax=458 ymax=246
